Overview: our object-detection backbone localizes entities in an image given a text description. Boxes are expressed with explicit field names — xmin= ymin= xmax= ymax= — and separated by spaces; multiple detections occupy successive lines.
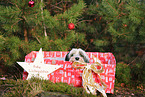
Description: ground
xmin=0 ymin=66 xmax=145 ymax=97
xmin=0 ymin=78 xmax=145 ymax=97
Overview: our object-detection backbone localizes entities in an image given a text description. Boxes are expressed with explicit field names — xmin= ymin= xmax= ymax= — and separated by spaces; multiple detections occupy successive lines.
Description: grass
xmin=0 ymin=77 xmax=145 ymax=97
xmin=0 ymin=77 xmax=97 ymax=97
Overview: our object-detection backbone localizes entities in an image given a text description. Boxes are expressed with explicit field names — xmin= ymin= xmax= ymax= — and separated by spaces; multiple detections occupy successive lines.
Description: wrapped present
xmin=23 ymin=51 xmax=116 ymax=94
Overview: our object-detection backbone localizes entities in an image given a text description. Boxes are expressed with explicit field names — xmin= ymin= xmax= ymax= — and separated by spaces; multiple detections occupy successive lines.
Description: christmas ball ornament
xmin=28 ymin=0 xmax=35 ymax=7
xmin=123 ymin=24 xmax=127 ymax=27
xmin=124 ymin=24 xmax=127 ymax=27
xmin=68 ymin=23 xmax=75 ymax=30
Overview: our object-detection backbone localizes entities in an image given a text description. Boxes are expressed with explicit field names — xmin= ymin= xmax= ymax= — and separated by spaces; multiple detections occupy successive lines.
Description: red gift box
xmin=23 ymin=51 xmax=116 ymax=94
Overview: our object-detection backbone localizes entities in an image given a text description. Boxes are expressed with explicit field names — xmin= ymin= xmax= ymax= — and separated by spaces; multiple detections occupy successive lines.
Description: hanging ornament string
xmin=72 ymin=55 xmax=107 ymax=97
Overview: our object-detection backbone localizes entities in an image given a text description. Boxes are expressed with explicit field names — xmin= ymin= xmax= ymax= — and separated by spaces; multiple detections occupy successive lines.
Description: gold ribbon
xmin=72 ymin=55 xmax=107 ymax=97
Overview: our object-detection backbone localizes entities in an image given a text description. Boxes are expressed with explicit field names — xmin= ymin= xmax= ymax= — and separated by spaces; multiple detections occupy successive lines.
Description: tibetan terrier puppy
xmin=65 ymin=48 xmax=90 ymax=63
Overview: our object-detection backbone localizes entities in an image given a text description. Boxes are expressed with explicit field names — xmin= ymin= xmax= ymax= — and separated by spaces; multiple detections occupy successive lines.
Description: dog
xmin=65 ymin=48 xmax=90 ymax=63
xmin=68 ymin=49 xmax=107 ymax=96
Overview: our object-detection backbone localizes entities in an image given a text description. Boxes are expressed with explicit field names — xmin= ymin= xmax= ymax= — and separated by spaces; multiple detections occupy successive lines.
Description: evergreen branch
xmin=128 ymin=55 xmax=139 ymax=66
xmin=106 ymin=0 xmax=118 ymax=14
xmin=134 ymin=16 xmax=144 ymax=22
xmin=118 ymin=32 xmax=131 ymax=37
xmin=54 ymin=0 xmax=86 ymax=21
xmin=54 ymin=1 xmax=64 ymax=5
xmin=61 ymin=36 xmax=74 ymax=46
xmin=34 ymin=35 xmax=41 ymax=44
xmin=8 ymin=1 xmax=20 ymax=11
xmin=84 ymin=44 xmax=89 ymax=51
xmin=50 ymin=4 xmax=63 ymax=10
xmin=22 ymin=16 xmax=27 ymax=22
xmin=100 ymin=20 xmax=115 ymax=34
xmin=118 ymin=1 xmax=124 ymax=9
xmin=128 ymin=1 xmax=145 ymax=12
xmin=0 ymin=9 xmax=20 ymax=15
xmin=11 ymin=18 xmax=23 ymax=29
xmin=76 ymin=20 xmax=93 ymax=24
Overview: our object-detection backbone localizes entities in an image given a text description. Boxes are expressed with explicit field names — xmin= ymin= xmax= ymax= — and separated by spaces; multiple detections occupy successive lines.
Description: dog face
xmin=65 ymin=48 xmax=90 ymax=63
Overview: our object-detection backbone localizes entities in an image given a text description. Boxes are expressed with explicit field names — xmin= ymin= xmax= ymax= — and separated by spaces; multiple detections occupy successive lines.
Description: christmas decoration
xmin=72 ymin=55 xmax=107 ymax=97
xmin=17 ymin=48 xmax=62 ymax=80
xmin=28 ymin=0 xmax=35 ymax=7
xmin=68 ymin=23 xmax=75 ymax=30
xmin=123 ymin=24 xmax=127 ymax=27
xmin=23 ymin=51 xmax=116 ymax=94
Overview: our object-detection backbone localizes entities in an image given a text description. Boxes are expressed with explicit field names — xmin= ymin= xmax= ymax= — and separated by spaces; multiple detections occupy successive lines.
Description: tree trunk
xmin=24 ymin=28 xmax=28 ymax=42
xmin=41 ymin=0 xmax=47 ymax=39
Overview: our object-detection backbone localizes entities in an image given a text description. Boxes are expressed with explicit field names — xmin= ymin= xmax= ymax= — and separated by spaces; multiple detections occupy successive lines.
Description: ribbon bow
xmin=72 ymin=55 xmax=107 ymax=97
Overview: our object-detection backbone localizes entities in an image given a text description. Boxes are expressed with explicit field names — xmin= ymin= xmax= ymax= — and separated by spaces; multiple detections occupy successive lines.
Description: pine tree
xmin=0 ymin=0 xmax=86 ymax=65
xmin=77 ymin=0 xmax=145 ymax=62
xmin=97 ymin=0 xmax=145 ymax=61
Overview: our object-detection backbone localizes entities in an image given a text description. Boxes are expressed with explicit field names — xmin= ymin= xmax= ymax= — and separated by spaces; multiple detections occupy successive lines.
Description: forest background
xmin=0 ymin=0 xmax=144 ymax=95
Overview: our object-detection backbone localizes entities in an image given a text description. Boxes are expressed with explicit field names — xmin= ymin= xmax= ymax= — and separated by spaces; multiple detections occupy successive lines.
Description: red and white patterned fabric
xmin=23 ymin=51 xmax=116 ymax=94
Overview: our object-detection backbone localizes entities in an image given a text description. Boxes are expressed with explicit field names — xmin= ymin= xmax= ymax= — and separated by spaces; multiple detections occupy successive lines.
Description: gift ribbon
xmin=72 ymin=55 xmax=107 ymax=97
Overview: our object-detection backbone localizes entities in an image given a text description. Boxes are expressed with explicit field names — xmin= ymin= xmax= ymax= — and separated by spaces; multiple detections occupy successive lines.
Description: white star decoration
xmin=17 ymin=48 xmax=62 ymax=80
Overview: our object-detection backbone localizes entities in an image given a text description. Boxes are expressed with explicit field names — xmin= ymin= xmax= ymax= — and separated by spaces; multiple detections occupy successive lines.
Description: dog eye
xmin=70 ymin=54 xmax=73 ymax=57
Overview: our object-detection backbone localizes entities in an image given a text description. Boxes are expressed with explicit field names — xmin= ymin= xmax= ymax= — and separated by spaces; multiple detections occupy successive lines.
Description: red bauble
xmin=123 ymin=24 xmax=127 ymax=27
xmin=68 ymin=23 xmax=75 ymax=30
xmin=28 ymin=1 xmax=35 ymax=7
xmin=124 ymin=24 xmax=127 ymax=27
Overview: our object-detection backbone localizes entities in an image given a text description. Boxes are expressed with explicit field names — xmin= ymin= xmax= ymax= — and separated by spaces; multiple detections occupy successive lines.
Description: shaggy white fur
xmin=65 ymin=48 xmax=89 ymax=63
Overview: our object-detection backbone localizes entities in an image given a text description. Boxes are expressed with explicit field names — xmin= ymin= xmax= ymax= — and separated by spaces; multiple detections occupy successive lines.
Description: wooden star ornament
xmin=17 ymin=48 xmax=62 ymax=80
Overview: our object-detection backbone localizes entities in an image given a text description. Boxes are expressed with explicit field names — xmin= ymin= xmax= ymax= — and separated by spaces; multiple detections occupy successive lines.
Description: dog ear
xmin=84 ymin=56 xmax=90 ymax=63
xmin=83 ymin=54 xmax=90 ymax=63
xmin=79 ymin=49 xmax=90 ymax=63
xmin=65 ymin=52 xmax=70 ymax=61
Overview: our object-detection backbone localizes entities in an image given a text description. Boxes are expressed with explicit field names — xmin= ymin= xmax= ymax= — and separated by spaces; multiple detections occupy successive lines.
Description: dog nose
xmin=75 ymin=57 xmax=79 ymax=60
